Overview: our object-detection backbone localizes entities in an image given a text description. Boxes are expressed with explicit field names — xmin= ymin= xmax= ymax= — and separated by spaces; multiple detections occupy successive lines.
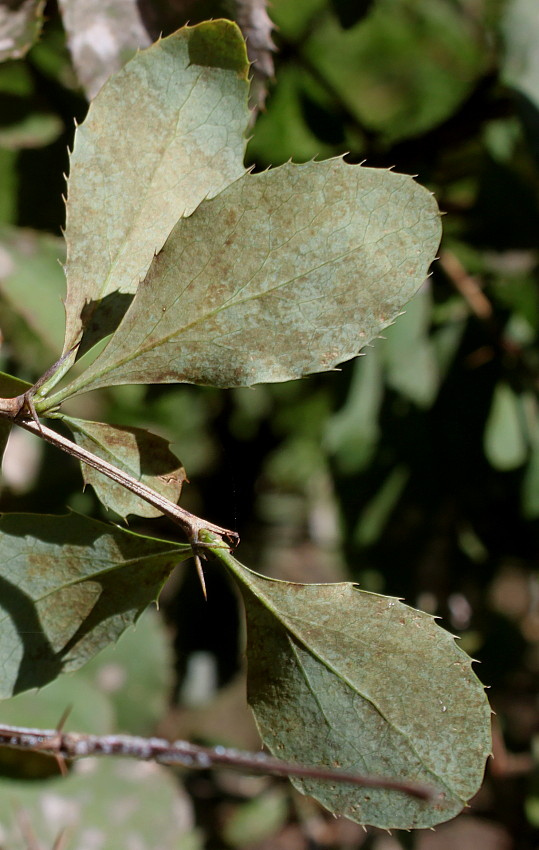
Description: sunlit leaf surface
xmin=56 ymin=159 xmax=441 ymax=397
xmin=62 ymin=20 xmax=250 ymax=355
xmin=217 ymin=547 xmax=491 ymax=829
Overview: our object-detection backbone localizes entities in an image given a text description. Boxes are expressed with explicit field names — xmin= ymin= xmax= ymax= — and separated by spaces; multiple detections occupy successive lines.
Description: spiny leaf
xmin=64 ymin=417 xmax=187 ymax=519
xmin=53 ymin=159 xmax=441 ymax=399
xmin=62 ymin=20 xmax=250 ymax=357
xmin=215 ymin=545 xmax=491 ymax=829
xmin=0 ymin=513 xmax=190 ymax=698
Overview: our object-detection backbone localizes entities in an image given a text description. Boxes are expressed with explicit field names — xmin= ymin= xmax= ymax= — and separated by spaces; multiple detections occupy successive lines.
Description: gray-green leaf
xmin=62 ymin=20 xmax=250 ymax=356
xmin=56 ymin=159 xmax=441 ymax=398
xmin=217 ymin=547 xmax=491 ymax=829
xmin=0 ymin=512 xmax=189 ymax=698
xmin=64 ymin=417 xmax=187 ymax=518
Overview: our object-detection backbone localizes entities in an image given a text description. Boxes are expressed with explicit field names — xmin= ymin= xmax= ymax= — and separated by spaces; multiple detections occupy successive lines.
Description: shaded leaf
xmin=216 ymin=547 xmax=491 ymax=829
xmin=0 ymin=757 xmax=199 ymax=850
xmin=325 ymin=349 xmax=383 ymax=474
xmin=383 ymin=284 xmax=439 ymax=408
xmin=0 ymin=370 xmax=31 ymax=397
xmin=62 ymin=20 xmax=250 ymax=357
xmin=502 ymin=0 xmax=539 ymax=111
xmin=303 ymin=0 xmax=487 ymax=143
xmin=0 ymin=0 xmax=45 ymax=62
xmin=484 ymin=382 xmax=528 ymax=470
xmin=354 ymin=464 xmax=409 ymax=547
xmin=330 ymin=0 xmax=374 ymax=30
xmin=64 ymin=417 xmax=187 ymax=518
xmin=0 ymin=226 xmax=66 ymax=367
xmin=0 ymin=512 xmax=190 ymax=697
xmin=0 ymin=371 xmax=31 ymax=471
xmin=56 ymin=159 xmax=441 ymax=398
xmin=81 ymin=607 xmax=174 ymax=735
xmin=58 ymin=0 xmax=151 ymax=99
xmin=0 ymin=109 xmax=63 ymax=149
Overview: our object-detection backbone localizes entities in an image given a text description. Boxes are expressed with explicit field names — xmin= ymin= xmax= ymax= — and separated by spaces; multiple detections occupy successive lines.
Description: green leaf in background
xmin=61 ymin=20 xmax=250 ymax=357
xmin=246 ymin=63 xmax=341 ymax=165
xmin=0 ymin=0 xmax=45 ymax=62
xmin=383 ymin=284 xmax=439 ymax=408
xmin=484 ymin=382 xmax=528 ymax=471
xmin=216 ymin=547 xmax=491 ymax=829
xmin=0 ymin=372 xmax=32 ymax=468
xmin=502 ymin=0 xmax=539 ymax=111
xmin=81 ymin=607 xmax=174 ymax=735
xmin=64 ymin=417 xmax=187 ymax=519
xmin=51 ymin=159 xmax=441 ymax=400
xmin=300 ymin=0 xmax=487 ymax=143
xmin=0 ymin=371 xmax=31 ymax=397
xmin=354 ymin=464 xmax=409 ymax=547
xmin=0 ymin=758 xmax=201 ymax=850
xmin=0 ymin=226 xmax=66 ymax=370
xmin=58 ymin=0 xmax=151 ymax=99
xmin=0 ymin=110 xmax=63 ymax=149
xmin=324 ymin=348 xmax=383 ymax=474
xmin=0 ymin=512 xmax=190 ymax=698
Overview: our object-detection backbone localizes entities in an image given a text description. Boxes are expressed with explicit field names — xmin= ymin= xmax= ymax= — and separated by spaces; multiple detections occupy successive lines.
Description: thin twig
xmin=0 ymin=406 xmax=239 ymax=554
xmin=0 ymin=724 xmax=435 ymax=802
xmin=439 ymin=250 xmax=493 ymax=321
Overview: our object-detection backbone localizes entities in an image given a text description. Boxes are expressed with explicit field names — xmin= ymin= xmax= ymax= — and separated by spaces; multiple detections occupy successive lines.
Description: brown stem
xmin=0 ymin=724 xmax=435 ymax=801
xmin=0 ymin=399 xmax=239 ymax=552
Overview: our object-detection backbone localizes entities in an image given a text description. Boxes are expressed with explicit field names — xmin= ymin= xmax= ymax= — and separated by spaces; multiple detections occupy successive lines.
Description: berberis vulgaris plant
xmin=0 ymin=20 xmax=491 ymax=831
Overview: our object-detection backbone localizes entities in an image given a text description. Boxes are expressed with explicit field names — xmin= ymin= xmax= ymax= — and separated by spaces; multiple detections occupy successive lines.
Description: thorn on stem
xmin=193 ymin=552 xmax=208 ymax=600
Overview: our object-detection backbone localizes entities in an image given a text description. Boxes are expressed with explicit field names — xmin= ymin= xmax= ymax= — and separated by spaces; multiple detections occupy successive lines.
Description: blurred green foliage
xmin=2 ymin=0 xmax=539 ymax=847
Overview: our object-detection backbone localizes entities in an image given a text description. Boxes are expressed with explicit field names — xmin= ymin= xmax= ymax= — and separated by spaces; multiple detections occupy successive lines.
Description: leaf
xmin=58 ymin=0 xmax=151 ymax=100
xmin=215 ymin=546 xmax=491 ymax=829
xmin=0 ymin=226 xmax=66 ymax=368
xmin=484 ymin=382 xmax=528 ymax=471
xmin=330 ymin=0 xmax=375 ymax=30
xmin=64 ymin=417 xmax=187 ymax=518
xmin=0 ymin=757 xmax=199 ymax=850
xmin=383 ymin=284 xmax=439 ymax=408
xmin=302 ymin=0 xmax=487 ymax=143
xmin=61 ymin=20 xmax=250 ymax=357
xmin=54 ymin=159 xmax=441 ymax=399
xmin=0 ymin=371 xmax=31 ymax=470
xmin=0 ymin=371 xmax=31 ymax=397
xmin=502 ymin=0 xmax=539 ymax=111
xmin=0 ymin=512 xmax=190 ymax=698
xmin=81 ymin=607 xmax=174 ymax=735
xmin=0 ymin=0 xmax=45 ymax=62
xmin=325 ymin=349 xmax=383 ymax=474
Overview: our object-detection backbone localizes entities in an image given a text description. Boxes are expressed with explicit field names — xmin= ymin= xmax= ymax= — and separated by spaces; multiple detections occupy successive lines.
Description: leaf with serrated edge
xmin=64 ymin=417 xmax=187 ymax=519
xmin=62 ymin=20 xmax=250 ymax=356
xmin=217 ymin=548 xmax=491 ymax=830
xmin=0 ymin=513 xmax=190 ymax=698
xmin=52 ymin=159 xmax=441 ymax=399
